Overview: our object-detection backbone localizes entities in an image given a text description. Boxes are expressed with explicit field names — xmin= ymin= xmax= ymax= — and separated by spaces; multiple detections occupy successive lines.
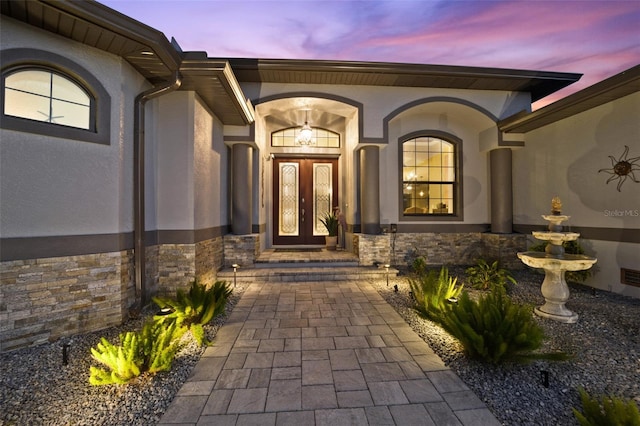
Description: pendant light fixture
xmin=296 ymin=110 xmax=314 ymax=145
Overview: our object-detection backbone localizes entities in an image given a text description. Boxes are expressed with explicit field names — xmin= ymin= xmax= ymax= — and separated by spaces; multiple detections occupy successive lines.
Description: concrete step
xmin=217 ymin=265 xmax=399 ymax=283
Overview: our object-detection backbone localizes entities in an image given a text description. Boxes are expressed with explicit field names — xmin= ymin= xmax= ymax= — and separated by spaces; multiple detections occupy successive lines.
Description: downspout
xmin=134 ymin=71 xmax=181 ymax=307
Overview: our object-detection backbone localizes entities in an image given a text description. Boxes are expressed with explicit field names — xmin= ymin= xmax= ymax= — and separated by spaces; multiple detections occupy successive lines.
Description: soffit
xmin=1 ymin=0 xmax=254 ymax=124
xmin=228 ymin=59 xmax=582 ymax=102
xmin=499 ymin=65 xmax=640 ymax=133
xmin=180 ymin=56 xmax=254 ymax=125
xmin=1 ymin=0 xmax=180 ymax=83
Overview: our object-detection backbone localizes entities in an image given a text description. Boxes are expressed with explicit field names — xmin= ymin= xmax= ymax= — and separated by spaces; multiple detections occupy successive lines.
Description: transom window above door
xmin=401 ymin=135 xmax=458 ymax=216
xmin=271 ymin=127 xmax=340 ymax=148
xmin=3 ymin=68 xmax=92 ymax=130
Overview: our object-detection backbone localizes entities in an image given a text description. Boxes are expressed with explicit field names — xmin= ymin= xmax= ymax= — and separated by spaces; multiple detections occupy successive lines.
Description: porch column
xmin=490 ymin=148 xmax=513 ymax=233
xmin=232 ymin=143 xmax=253 ymax=235
xmin=360 ymin=146 xmax=380 ymax=234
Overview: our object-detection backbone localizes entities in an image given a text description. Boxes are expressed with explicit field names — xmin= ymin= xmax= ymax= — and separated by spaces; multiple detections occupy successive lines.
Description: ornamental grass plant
xmin=89 ymin=319 xmax=186 ymax=385
xmin=409 ymin=266 xmax=464 ymax=320
xmin=153 ymin=280 xmax=232 ymax=346
xmin=435 ymin=286 xmax=567 ymax=364
xmin=572 ymin=387 xmax=640 ymax=426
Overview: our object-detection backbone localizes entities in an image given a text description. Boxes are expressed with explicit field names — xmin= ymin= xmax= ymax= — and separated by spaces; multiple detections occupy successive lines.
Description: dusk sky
xmin=100 ymin=0 xmax=640 ymax=109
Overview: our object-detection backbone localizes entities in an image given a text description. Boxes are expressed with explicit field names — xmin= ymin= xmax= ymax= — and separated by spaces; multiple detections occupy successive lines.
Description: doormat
xmin=275 ymin=248 xmax=322 ymax=253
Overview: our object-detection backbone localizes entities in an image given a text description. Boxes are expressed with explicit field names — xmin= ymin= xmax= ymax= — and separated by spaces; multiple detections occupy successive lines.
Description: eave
xmin=228 ymin=58 xmax=582 ymax=102
xmin=499 ymin=64 xmax=640 ymax=133
xmin=1 ymin=0 xmax=254 ymax=125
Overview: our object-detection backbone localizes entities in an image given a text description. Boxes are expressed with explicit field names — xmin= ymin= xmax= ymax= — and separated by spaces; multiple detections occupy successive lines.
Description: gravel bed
xmin=0 ymin=284 xmax=247 ymax=426
xmin=373 ymin=267 xmax=640 ymax=426
xmin=2 ymin=270 xmax=639 ymax=426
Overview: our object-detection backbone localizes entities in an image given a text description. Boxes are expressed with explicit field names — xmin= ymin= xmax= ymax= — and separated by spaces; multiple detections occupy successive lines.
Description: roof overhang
xmin=499 ymin=64 xmax=640 ymax=133
xmin=228 ymin=58 xmax=582 ymax=102
xmin=180 ymin=54 xmax=254 ymax=125
xmin=1 ymin=0 xmax=254 ymax=125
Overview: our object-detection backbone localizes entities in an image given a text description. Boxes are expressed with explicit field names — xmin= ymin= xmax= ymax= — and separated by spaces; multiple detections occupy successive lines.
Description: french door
xmin=273 ymin=157 xmax=338 ymax=245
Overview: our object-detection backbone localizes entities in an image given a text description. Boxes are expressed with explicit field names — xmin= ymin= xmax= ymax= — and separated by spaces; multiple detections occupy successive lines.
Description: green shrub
xmin=89 ymin=320 xmax=186 ymax=385
xmin=528 ymin=240 xmax=592 ymax=283
xmin=153 ymin=280 xmax=232 ymax=346
xmin=465 ymin=258 xmax=517 ymax=291
xmin=437 ymin=287 xmax=565 ymax=363
xmin=409 ymin=266 xmax=463 ymax=320
xmin=573 ymin=387 xmax=640 ymax=426
xmin=410 ymin=256 xmax=427 ymax=276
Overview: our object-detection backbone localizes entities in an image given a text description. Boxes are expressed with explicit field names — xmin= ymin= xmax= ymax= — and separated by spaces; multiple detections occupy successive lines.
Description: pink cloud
xmin=99 ymin=0 xmax=639 ymax=107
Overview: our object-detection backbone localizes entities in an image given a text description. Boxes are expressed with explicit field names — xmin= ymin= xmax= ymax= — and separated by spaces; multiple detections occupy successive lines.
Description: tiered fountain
xmin=517 ymin=197 xmax=597 ymax=323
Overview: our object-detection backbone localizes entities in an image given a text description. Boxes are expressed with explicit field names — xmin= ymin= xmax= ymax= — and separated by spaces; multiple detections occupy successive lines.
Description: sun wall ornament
xmin=598 ymin=145 xmax=640 ymax=192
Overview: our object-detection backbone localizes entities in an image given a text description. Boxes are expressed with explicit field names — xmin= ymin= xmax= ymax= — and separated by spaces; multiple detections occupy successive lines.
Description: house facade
xmin=1 ymin=0 xmax=638 ymax=351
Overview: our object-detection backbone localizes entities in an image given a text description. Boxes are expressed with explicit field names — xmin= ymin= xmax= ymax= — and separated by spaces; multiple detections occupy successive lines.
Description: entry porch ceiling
xmin=1 ymin=0 xmax=253 ymax=125
xmin=228 ymin=59 xmax=582 ymax=103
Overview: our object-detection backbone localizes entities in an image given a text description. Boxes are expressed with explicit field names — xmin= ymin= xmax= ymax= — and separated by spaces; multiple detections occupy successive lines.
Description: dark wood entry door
xmin=273 ymin=157 xmax=338 ymax=245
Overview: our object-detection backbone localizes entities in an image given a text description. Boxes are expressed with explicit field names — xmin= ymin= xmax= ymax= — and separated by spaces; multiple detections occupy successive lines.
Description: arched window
xmin=271 ymin=127 xmax=340 ymax=148
xmin=1 ymin=48 xmax=110 ymax=145
xmin=401 ymin=135 xmax=459 ymax=216
xmin=4 ymin=68 xmax=92 ymax=130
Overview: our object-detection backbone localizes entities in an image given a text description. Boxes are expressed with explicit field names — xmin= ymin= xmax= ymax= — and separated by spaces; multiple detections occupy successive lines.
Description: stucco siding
xmin=0 ymin=17 xmax=147 ymax=239
xmin=514 ymin=91 xmax=640 ymax=297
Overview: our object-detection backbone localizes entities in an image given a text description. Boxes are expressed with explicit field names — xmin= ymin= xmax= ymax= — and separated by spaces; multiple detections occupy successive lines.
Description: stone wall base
xmin=223 ymin=234 xmax=259 ymax=267
xmin=354 ymin=232 xmax=526 ymax=270
xmin=0 ymin=250 xmax=134 ymax=352
xmin=146 ymin=236 xmax=224 ymax=298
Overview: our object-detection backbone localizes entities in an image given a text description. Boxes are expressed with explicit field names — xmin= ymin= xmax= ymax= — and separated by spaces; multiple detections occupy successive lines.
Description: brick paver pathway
xmin=158 ymin=280 xmax=500 ymax=425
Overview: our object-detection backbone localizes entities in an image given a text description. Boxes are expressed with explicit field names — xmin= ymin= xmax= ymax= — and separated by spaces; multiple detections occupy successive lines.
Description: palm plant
xmin=319 ymin=211 xmax=339 ymax=236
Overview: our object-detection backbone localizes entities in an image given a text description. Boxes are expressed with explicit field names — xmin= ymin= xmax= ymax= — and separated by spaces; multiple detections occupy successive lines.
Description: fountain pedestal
xmin=517 ymin=202 xmax=596 ymax=323
xmin=517 ymin=252 xmax=596 ymax=323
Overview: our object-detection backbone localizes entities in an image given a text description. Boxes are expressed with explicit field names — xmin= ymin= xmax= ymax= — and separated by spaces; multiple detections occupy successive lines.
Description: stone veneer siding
xmin=146 ymin=237 xmax=224 ymax=298
xmin=223 ymin=234 xmax=259 ymax=267
xmin=0 ymin=250 xmax=134 ymax=352
xmin=196 ymin=237 xmax=224 ymax=285
xmin=354 ymin=232 xmax=526 ymax=269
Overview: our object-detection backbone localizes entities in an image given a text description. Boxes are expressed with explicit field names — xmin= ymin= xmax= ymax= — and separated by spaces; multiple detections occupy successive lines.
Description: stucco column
xmin=232 ymin=143 xmax=253 ymax=235
xmin=490 ymin=148 xmax=513 ymax=233
xmin=360 ymin=146 xmax=380 ymax=234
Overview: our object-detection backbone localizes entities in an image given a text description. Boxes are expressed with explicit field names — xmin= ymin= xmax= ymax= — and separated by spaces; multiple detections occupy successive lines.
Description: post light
xmin=384 ymin=264 xmax=390 ymax=286
xmin=541 ymin=370 xmax=549 ymax=388
xmin=232 ymin=263 xmax=239 ymax=288
xmin=62 ymin=341 xmax=71 ymax=365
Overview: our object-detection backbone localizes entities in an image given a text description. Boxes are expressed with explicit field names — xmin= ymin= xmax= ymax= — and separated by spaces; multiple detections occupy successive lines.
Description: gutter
xmin=134 ymin=71 xmax=182 ymax=307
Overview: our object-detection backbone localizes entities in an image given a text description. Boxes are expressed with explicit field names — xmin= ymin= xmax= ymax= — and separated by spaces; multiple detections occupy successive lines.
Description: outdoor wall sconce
xmin=232 ymin=264 xmax=239 ymax=288
xmin=598 ymin=145 xmax=639 ymax=192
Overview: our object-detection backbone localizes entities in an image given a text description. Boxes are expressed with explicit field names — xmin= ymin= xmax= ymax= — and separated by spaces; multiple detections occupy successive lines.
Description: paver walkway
xmin=158 ymin=280 xmax=500 ymax=426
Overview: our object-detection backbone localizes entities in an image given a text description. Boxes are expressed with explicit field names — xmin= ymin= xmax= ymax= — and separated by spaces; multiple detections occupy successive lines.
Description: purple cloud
xmin=99 ymin=0 xmax=639 ymax=106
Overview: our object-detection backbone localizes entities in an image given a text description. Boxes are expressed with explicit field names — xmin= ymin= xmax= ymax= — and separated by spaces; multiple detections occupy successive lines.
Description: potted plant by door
xmin=320 ymin=212 xmax=339 ymax=250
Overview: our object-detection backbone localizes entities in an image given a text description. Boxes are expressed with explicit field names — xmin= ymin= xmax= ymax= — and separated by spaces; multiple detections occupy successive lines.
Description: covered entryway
xmin=273 ymin=157 xmax=338 ymax=245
